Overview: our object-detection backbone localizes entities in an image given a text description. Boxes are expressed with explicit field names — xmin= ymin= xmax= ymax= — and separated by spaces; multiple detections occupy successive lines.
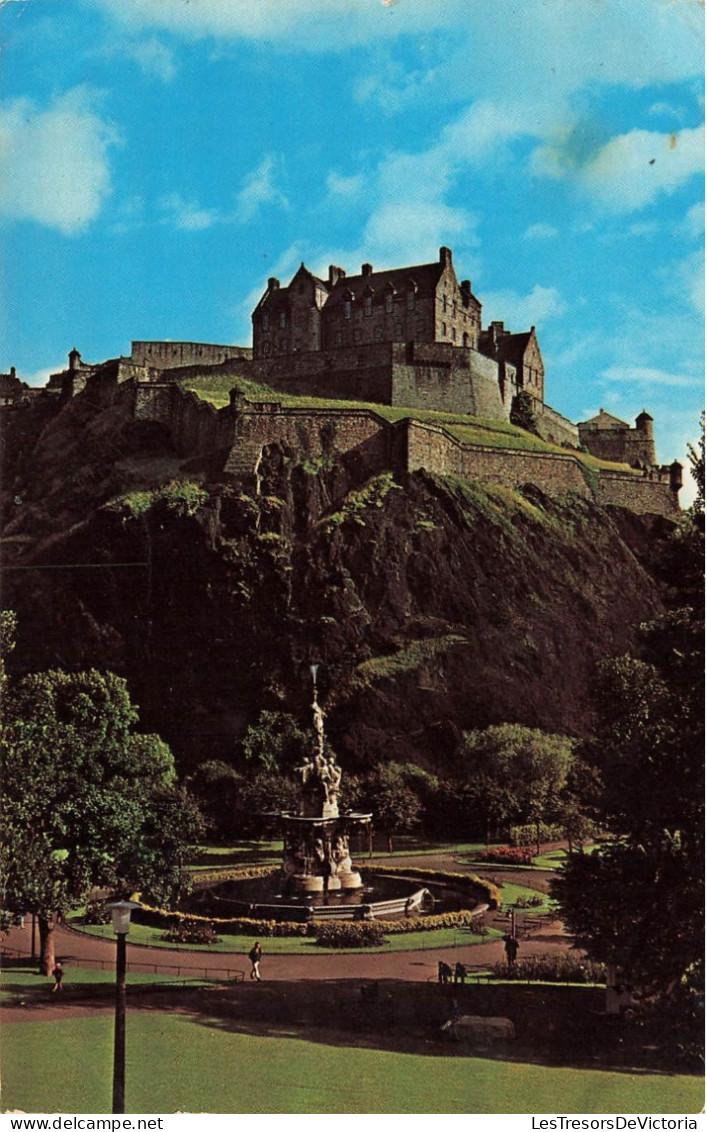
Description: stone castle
xmin=2 ymin=247 xmax=682 ymax=517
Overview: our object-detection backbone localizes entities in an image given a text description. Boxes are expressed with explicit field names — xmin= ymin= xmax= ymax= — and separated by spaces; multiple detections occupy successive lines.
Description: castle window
xmin=344 ymin=300 xmax=351 ymax=319
xmin=262 ymin=314 xmax=269 ymax=332
xmin=442 ymin=294 xmax=447 ymax=313
xmin=407 ymin=289 xmax=415 ymax=311
xmin=375 ymin=327 xmax=383 ymax=340
xmin=354 ymin=328 xmax=362 ymax=343
xmin=385 ymin=293 xmax=393 ymax=313
xmin=336 ymin=332 xmax=342 ymax=345
xmin=364 ymin=294 xmax=372 ymax=316
xmin=451 ymin=326 xmax=456 ymax=341
xmin=280 ymin=312 xmax=287 ymax=329
xmin=441 ymin=322 xmax=447 ymax=337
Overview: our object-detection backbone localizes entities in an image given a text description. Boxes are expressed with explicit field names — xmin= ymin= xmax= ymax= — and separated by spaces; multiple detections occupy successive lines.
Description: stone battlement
xmin=73 ymin=367 xmax=680 ymax=518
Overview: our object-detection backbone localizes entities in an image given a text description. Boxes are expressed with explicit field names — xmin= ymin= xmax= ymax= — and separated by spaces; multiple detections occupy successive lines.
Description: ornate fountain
xmin=280 ymin=666 xmax=372 ymax=895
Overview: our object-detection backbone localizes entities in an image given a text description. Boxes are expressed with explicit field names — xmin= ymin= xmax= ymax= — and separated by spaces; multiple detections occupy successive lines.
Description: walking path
xmin=2 ymin=853 xmax=575 ymax=987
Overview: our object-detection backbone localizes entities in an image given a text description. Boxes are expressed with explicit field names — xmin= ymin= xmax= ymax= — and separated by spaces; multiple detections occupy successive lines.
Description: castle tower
xmin=635 ymin=410 xmax=656 ymax=465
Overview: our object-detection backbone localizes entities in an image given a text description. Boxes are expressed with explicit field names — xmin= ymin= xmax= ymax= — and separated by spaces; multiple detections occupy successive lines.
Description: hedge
xmin=129 ymin=863 xmax=497 ymax=941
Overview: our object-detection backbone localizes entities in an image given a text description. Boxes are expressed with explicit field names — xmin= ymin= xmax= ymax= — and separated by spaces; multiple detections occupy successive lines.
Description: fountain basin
xmin=183 ymin=869 xmax=475 ymax=924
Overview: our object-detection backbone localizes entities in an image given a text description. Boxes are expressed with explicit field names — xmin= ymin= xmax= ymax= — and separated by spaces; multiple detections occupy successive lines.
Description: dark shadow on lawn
xmin=136 ymin=978 xmax=697 ymax=1077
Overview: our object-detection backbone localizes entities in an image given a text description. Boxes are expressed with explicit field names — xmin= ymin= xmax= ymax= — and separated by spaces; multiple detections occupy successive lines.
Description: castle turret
xmin=669 ymin=460 xmax=683 ymax=492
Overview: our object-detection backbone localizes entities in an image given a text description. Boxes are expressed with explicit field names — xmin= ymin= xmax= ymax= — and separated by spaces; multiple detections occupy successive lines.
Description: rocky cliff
xmin=1 ymin=392 xmax=676 ymax=773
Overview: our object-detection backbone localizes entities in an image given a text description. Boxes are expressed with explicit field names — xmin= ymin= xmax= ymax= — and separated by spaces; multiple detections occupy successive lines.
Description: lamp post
xmin=106 ymin=900 xmax=140 ymax=1115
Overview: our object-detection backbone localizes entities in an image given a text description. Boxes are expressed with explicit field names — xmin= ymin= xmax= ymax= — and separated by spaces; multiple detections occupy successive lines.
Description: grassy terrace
xmin=5 ymin=1014 xmax=702 ymax=1114
xmin=178 ymin=372 xmax=638 ymax=477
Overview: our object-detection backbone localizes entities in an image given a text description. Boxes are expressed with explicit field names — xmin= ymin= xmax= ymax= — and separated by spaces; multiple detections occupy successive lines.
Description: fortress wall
xmin=252 ymin=343 xmax=395 ymax=403
xmin=225 ymin=407 xmax=396 ymax=482
xmin=578 ymin=428 xmax=656 ymax=467
xmin=391 ymin=346 xmax=507 ymax=420
xmin=405 ymin=420 xmax=593 ymax=498
xmin=596 ymin=473 xmax=680 ymax=516
xmin=131 ymin=341 xmax=252 ymax=370
xmin=535 ymin=404 xmax=579 ymax=448
xmin=156 ymin=357 xmax=254 ymax=384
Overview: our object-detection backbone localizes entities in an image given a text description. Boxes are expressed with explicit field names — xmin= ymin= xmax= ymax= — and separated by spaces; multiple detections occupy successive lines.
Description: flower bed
xmin=474 ymin=846 xmax=535 ymax=866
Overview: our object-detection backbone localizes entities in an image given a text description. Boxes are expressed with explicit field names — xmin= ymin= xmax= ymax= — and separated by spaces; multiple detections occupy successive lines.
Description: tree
xmin=687 ymin=410 xmax=704 ymax=517
xmin=552 ymin=595 xmax=704 ymax=1045
xmin=241 ymin=710 xmax=310 ymax=774
xmin=1 ymin=668 xmax=203 ymax=973
xmin=355 ymin=762 xmax=424 ymax=853
xmin=510 ymin=391 xmax=539 ymax=435
xmin=458 ymin=724 xmax=575 ymax=851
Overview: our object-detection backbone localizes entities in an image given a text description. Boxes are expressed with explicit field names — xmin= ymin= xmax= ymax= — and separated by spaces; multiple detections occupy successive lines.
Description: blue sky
xmin=1 ymin=0 xmax=703 ymax=488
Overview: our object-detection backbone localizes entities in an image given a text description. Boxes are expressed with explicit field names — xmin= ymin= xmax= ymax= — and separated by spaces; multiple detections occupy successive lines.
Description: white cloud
xmin=535 ymin=124 xmax=705 ymax=213
xmin=684 ymin=201 xmax=705 ymax=238
xmin=477 ymin=285 xmax=567 ymax=330
xmin=0 ymin=87 xmax=118 ymax=235
xmin=159 ymin=193 xmax=220 ymax=231
xmin=234 ymin=155 xmax=288 ymax=223
xmin=84 ymin=0 xmax=445 ymax=51
xmin=523 ymin=223 xmax=558 ymax=241
xmin=360 ymin=200 xmax=472 ymax=266
xmin=601 ymin=365 xmax=702 ymax=389
xmin=122 ymin=37 xmax=177 ymax=82
xmin=325 ymin=171 xmax=365 ymax=198
xmin=675 ymin=248 xmax=705 ymax=314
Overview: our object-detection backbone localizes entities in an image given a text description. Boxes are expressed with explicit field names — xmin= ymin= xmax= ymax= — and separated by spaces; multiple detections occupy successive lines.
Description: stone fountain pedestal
xmin=279 ymin=681 xmax=371 ymax=896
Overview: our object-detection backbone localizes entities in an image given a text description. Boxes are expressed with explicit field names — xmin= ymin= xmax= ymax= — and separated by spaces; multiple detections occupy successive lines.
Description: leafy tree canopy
xmin=458 ymin=724 xmax=575 ymax=833
xmin=1 ymin=666 xmax=203 ymax=970
xmin=241 ymin=710 xmax=311 ymax=774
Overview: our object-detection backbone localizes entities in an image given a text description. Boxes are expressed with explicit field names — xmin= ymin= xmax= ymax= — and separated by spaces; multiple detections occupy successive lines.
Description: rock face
xmin=1 ymin=394 xmax=674 ymax=774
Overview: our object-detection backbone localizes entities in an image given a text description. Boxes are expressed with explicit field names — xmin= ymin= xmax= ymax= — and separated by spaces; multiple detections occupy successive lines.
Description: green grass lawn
xmin=3 ymin=1013 xmax=701 ymax=1114
xmin=0 ymin=965 xmax=214 ymax=1006
xmin=68 ymin=916 xmax=500 ymax=954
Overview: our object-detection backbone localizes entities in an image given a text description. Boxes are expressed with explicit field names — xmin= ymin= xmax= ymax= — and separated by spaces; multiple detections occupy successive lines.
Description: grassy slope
xmin=177 ymin=372 xmax=637 ymax=476
xmin=3 ymin=1014 xmax=701 ymax=1114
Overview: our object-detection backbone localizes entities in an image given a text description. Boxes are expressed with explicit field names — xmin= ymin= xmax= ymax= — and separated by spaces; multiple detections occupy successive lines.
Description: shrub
xmin=83 ymin=901 xmax=111 ymax=925
xmin=476 ymin=846 xmax=535 ymax=866
xmin=161 ymin=920 xmax=221 ymax=945
xmin=314 ymin=920 xmax=386 ymax=948
xmin=514 ymin=892 xmax=544 ymax=908
xmin=510 ymin=823 xmax=564 ymax=847
xmin=493 ymin=953 xmax=605 ymax=984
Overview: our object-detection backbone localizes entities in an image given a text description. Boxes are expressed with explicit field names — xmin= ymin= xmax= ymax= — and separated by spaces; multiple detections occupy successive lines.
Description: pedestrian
xmin=51 ymin=961 xmax=64 ymax=993
xmin=454 ymin=962 xmax=467 ymax=984
xmin=504 ymin=934 xmax=519 ymax=968
xmin=438 ymin=960 xmax=452 ymax=984
xmin=248 ymin=941 xmax=262 ymax=981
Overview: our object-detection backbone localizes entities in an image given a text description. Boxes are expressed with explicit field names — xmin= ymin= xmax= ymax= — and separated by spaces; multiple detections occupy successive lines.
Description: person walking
xmin=248 ymin=941 xmax=262 ymax=981
xmin=51 ymin=961 xmax=64 ymax=993
xmin=504 ymin=934 xmax=519 ymax=968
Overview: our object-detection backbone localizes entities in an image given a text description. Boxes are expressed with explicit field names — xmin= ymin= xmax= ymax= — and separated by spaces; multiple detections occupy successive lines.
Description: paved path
xmin=2 ymin=853 xmax=574 ymax=985
xmin=3 ymin=919 xmax=570 ymax=984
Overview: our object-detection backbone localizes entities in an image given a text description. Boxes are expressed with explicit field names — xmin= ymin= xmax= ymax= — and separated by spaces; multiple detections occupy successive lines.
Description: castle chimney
xmin=439 ymin=246 xmax=452 ymax=267
xmin=361 ymin=263 xmax=373 ymax=277
xmin=329 ymin=265 xmax=346 ymax=286
xmin=267 ymin=277 xmax=280 ymax=292
xmin=69 ymin=348 xmax=81 ymax=371
xmin=10 ymin=366 xmax=15 ymax=379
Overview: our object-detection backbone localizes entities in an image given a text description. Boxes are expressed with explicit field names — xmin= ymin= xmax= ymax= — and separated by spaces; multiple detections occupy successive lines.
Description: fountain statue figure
xmin=281 ymin=670 xmax=371 ymax=895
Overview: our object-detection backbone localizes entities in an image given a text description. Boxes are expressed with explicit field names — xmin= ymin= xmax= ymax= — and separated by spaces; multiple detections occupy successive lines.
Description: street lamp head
xmin=106 ymin=900 xmax=141 ymax=936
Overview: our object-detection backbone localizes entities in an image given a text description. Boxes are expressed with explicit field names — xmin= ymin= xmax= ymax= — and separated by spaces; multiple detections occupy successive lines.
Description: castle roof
xmin=580 ymin=409 xmax=630 ymax=430
xmin=323 ymin=259 xmax=446 ymax=308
